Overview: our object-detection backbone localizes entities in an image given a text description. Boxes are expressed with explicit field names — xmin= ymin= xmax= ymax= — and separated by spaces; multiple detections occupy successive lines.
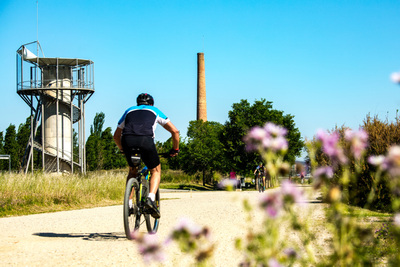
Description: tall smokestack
xmin=197 ymin=52 xmax=207 ymax=121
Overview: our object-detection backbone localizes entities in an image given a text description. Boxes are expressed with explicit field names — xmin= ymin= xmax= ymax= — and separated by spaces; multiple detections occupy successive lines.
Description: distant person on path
xmin=254 ymin=163 xmax=265 ymax=191
xmin=300 ymin=171 xmax=305 ymax=184
xmin=230 ymin=169 xmax=239 ymax=189
xmin=113 ymin=93 xmax=180 ymax=218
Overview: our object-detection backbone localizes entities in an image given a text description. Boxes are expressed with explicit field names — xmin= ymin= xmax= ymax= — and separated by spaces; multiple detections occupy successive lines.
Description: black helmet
xmin=137 ymin=93 xmax=154 ymax=106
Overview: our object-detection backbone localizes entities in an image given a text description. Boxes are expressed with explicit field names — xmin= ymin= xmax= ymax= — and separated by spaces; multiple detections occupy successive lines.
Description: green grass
xmin=318 ymin=203 xmax=397 ymax=263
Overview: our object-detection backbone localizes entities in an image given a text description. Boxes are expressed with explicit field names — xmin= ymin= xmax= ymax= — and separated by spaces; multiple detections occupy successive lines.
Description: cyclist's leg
xmin=121 ymin=136 xmax=139 ymax=183
xmin=148 ymin=164 xmax=161 ymax=196
xmin=139 ymin=137 xmax=161 ymax=199
xmin=144 ymin=164 xmax=161 ymax=218
xmin=139 ymin=138 xmax=161 ymax=218
xmin=262 ymin=176 xmax=266 ymax=190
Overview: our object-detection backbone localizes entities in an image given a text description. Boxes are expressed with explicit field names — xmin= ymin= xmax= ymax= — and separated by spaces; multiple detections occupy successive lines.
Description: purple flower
xmin=280 ymin=180 xmax=305 ymax=205
xmin=134 ymin=232 xmax=167 ymax=264
xmin=316 ymin=129 xmax=347 ymax=165
xmin=312 ymin=166 xmax=334 ymax=189
xmin=313 ymin=166 xmax=334 ymax=179
xmin=268 ymin=258 xmax=283 ymax=267
xmin=382 ymin=146 xmax=400 ymax=177
xmin=244 ymin=122 xmax=288 ymax=153
xmin=368 ymin=155 xmax=385 ymax=167
xmin=283 ymin=248 xmax=299 ymax=259
xmin=264 ymin=123 xmax=288 ymax=152
xmin=345 ymin=129 xmax=368 ymax=160
xmin=170 ymin=217 xmax=211 ymax=242
xmin=369 ymin=146 xmax=400 ymax=177
xmin=368 ymin=146 xmax=400 ymax=177
xmin=262 ymin=136 xmax=288 ymax=152
xmin=264 ymin=122 xmax=288 ymax=137
xmin=260 ymin=192 xmax=283 ymax=218
xmin=249 ymin=126 xmax=267 ymax=140
xmin=173 ymin=217 xmax=203 ymax=236
xmin=244 ymin=126 xmax=265 ymax=152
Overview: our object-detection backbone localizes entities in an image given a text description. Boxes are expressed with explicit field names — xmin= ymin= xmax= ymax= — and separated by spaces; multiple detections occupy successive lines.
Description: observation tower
xmin=16 ymin=41 xmax=94 ymax=173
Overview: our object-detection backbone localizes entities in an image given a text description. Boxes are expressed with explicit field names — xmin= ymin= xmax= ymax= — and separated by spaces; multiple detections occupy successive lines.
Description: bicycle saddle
xmin=130 ymin=148 xmax=141 ymax=165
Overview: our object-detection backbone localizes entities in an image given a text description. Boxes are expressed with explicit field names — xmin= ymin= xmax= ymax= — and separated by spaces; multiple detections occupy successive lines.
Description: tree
xmin=86 ymin=112 xmax=127 ymax=171
xmin=91 ymin=112 xmax=105 ymax=137
xmin=221 ymin=99 xmax=303 ymax=176
xmin=101 ymin=127 xmax=126 ymax=169
xmin=86 ymin=134 xmax=102 ymax=171
xmin=86 ymin=112 xmax=105 ymax=171
xmin=17 ymin=117 xmax=31 ymax=170
xmin=0 ymin=131 xmax=4 ymax=170
xmin=180 ymin=120 xmax=225 ymax=185
xmin=4 ymin=124 xmax=19 ymax=170
xmin=158 ymin=136 xmax=186 ymax=170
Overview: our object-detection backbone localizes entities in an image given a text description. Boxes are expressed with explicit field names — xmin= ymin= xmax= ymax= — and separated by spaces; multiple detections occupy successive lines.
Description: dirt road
xmin=0 ymin=186 xmax=325 ymax=266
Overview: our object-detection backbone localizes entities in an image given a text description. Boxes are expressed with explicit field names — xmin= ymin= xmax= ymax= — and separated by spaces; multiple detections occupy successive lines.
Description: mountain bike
xmin=257 ymin=174 xmax=265 ymax=193
xmin=123 ymin=149 xmax=167 ymax=239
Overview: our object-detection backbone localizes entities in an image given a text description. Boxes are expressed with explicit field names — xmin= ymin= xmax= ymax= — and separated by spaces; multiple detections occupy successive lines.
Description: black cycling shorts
xmin=121 ymin=135 xmax=160 ymax=169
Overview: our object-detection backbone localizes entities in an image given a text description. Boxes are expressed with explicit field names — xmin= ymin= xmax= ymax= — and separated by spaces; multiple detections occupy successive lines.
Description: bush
xmin=352 ymin=115 xmax=400 ymax=211
xmin=311 ymin=115 xmax=400 ymax=212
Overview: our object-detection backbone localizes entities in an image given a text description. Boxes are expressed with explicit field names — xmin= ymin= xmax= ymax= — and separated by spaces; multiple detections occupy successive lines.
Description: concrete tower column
xmin=42 ymin=65 xmax=72 ymax=172
xmin=197 ymin=52 xmax=207 ymax=121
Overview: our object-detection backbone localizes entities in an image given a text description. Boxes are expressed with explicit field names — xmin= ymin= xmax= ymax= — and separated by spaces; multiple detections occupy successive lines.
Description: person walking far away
xmin=229 ymin=169 xmax=236 ymax=179
xmin=113 ymin=93 xmax=179 ymax=219
xmin=230 ymin=169 xmax=239 ymax=189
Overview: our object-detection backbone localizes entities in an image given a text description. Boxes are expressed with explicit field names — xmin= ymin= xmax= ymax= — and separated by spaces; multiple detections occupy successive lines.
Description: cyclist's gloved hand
xmin=169 ymin=148 xmax=179 ymax=157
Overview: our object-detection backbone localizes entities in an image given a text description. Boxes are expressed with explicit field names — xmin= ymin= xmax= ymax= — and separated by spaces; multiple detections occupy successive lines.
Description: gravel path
xmin=0 ymin=185 xmax=326 ymax=266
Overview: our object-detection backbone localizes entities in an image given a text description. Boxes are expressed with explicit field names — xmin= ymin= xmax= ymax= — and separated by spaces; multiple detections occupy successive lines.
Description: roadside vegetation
xmin=0 ymin=99 xmax=304 ymax=187
xmin=0 ymin=169 xmax=214 ymax=217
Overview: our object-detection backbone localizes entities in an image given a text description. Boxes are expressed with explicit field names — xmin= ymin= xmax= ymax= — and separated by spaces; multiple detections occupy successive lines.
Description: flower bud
xmin=327 ymin=187 xmax=341 ymax=203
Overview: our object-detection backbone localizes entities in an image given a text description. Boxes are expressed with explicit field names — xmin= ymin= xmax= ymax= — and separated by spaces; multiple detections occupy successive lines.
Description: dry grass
xmin=0 ymin=169 xmax=212 ymax=217
xmin=0 ymin=170 xmax=126 ymax=217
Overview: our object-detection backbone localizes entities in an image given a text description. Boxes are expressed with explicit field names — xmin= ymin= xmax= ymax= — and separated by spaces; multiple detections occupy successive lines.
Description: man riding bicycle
xmin=113 ymin=93 xmax=179 ymax=219
xmin=254 ymin=163 xmax=265 ymax=190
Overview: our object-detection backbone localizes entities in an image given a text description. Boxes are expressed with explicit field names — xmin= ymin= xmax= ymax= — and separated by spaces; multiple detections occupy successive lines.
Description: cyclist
xmin=254 ymin=163 xmax=265 ymax=191
xmin=113 ymin=93 xmax=179 ymax=219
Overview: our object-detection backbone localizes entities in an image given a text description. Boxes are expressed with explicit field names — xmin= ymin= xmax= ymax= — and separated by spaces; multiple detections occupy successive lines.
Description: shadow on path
xmin=33 ymin=232 xmax=127 ymax=241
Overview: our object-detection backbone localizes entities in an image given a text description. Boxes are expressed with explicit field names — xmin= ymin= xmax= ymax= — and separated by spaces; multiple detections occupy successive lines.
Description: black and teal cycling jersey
xmin=255 ymin=165 xmax=265 ymax=176
xmin=117 ymin=105 xmax=170 ymax=137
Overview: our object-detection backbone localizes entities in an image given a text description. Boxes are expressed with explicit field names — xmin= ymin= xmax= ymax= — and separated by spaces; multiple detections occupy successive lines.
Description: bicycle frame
xmin=123 ymin=151 xmax=161 ymax=238
xmin=138 ymin=166 xmax=150 ymax=202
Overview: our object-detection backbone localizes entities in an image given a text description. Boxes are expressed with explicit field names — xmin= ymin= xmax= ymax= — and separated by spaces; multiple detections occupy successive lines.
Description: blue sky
xmin=1 ymin=0 xmax=400 ymax=160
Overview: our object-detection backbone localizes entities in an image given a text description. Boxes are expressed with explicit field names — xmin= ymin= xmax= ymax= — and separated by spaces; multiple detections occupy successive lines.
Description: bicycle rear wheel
xmin=123 ymin=178 xmax=141 ymax=240
xmin=145 ymin=189 xmax=160 ymax=234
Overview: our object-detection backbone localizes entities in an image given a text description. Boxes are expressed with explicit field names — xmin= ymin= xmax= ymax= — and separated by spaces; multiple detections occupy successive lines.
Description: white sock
xmin=148 ymin=193 xmax=155 ymax=201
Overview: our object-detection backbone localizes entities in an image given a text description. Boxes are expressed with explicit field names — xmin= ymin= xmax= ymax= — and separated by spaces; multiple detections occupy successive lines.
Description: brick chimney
xmin=197 ymin=52 xmax=207 ymax=121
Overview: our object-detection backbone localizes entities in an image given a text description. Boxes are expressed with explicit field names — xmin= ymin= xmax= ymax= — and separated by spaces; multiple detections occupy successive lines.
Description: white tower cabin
xmin=16 ymin=41 xmax=94 ymax=173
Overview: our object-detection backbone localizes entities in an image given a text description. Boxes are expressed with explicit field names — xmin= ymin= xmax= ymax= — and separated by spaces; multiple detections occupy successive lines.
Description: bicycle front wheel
xmin=261 ymin=177 xmax=265 ymax=192
xmin=145 ymin=189 xmax=160 ymax=234
xmin=123 ymin=178 xmax=141 ymax=240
